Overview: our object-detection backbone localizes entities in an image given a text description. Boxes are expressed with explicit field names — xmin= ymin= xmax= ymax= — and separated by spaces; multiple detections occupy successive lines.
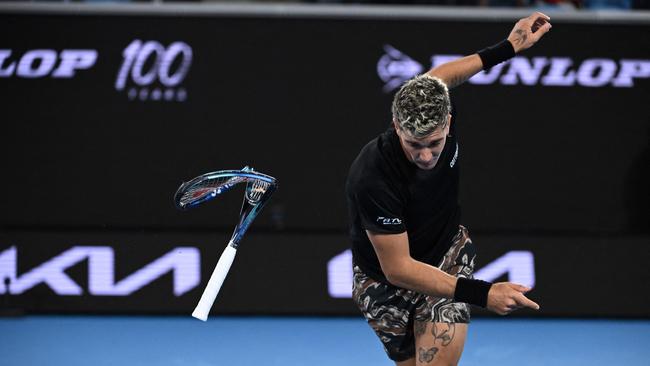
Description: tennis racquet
xmin=174 ymin=166 xmax=277 ymax=321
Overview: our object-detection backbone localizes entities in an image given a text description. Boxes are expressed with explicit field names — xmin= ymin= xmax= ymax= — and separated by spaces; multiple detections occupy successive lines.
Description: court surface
xmin=2 ymin=316 xmax=649 ymax=366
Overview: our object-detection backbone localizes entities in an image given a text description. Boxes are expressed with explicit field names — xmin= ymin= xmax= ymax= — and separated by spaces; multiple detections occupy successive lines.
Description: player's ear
xmin=392 ymin=118 xmax=401 ymax=133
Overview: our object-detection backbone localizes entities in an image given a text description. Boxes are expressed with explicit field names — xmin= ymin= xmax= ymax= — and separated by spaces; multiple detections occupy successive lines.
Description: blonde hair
xmin=391 ymin=74 xmax=450 ymax=138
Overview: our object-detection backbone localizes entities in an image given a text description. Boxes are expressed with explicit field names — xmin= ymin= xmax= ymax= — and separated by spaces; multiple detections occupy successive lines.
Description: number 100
xmin=115 ymin=40 xmax=193 ymax=90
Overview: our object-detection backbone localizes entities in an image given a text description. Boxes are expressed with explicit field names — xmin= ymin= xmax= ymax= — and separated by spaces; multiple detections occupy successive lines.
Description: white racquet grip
xmin=192 ymin=244 xmax=238 ymax=321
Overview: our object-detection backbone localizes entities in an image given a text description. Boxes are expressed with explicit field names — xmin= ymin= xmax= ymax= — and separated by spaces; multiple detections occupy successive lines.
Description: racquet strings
xmin=178 ymin=175 xmax=244 ymax=208
xmin=245 ymin=179 xmax=272 ymax=204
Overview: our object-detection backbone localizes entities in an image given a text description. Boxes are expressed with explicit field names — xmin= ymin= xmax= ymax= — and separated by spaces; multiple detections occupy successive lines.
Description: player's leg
xmin=411 ymin=225 xmax=474 ymax=365
xmin=353 ymin=265 xmax=421 ymax=364
xmin=414 ymin=320 xmax=467 ymax=366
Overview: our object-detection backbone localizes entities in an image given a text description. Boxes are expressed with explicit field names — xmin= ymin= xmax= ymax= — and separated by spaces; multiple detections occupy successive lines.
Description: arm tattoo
xmin=418 ymin=347 xmax=439 ymax=363
xmin=512 ymin=29 xmax=527 ymax=45
xmin=415 ymin=320 xmax=427 ymax=337
xmin=432 ymin=323 xmax=456 ymax=346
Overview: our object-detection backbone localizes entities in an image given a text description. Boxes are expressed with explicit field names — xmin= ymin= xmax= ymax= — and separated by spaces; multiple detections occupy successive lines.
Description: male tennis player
xmin=346 ymin=13 xmax=552 ymax=366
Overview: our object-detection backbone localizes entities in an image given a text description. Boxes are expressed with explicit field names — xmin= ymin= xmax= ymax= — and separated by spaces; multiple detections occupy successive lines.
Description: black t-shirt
xmin=345 ymin=118 xmax=460 ymax=283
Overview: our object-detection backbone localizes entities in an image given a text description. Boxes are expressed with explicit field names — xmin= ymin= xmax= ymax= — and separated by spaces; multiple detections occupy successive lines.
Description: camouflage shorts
xmin=352 ymin=225 xmax=476 ymax=362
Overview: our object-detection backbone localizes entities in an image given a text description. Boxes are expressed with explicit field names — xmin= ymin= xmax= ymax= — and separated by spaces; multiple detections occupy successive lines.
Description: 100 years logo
xmin=115 ymin=40 xmax=193 ymax=102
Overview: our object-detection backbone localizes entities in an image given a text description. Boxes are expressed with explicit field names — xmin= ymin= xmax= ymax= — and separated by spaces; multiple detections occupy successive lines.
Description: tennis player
xmin=346 ymin=13 xmax=552 ymax=366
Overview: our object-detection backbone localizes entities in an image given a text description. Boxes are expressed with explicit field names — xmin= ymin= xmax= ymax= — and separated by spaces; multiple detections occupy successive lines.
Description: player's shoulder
xmin=346 ymin=130 xmax=398 ymax=194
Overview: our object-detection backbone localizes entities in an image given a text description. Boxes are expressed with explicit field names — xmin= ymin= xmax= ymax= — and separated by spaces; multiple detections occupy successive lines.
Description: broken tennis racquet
xmin=174 ymin=166 xmax=277 ymax=321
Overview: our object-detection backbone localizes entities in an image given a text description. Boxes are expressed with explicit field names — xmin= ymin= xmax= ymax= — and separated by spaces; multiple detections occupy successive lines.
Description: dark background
xmin=1 ymin=10 xmax=648 ymax=317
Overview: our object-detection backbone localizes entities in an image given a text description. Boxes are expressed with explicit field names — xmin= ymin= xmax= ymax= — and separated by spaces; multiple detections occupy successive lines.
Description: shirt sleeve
xmin=352 ymin=183 xmax=406 ymax=234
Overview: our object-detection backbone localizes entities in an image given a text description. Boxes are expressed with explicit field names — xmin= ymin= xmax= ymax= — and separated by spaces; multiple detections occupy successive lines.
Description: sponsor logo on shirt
xmin=450 ymin=142 xmax=459 ymax=168
xmin=377 ymin=216 xmax=402 ymax=225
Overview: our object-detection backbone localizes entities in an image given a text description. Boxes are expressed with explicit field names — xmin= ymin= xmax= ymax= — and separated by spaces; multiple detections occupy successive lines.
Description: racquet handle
xmin=192 ymin=244 xmax=238 ymax=321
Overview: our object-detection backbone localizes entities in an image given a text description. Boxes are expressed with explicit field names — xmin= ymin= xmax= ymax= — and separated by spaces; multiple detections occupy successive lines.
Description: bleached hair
xmin=391 ymin=74 xmax=450 ymax=138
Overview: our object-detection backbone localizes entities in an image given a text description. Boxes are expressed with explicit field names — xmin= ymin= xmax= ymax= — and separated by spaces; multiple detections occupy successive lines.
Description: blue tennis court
xmin=2 ymin=316 xmax=649 ymax=366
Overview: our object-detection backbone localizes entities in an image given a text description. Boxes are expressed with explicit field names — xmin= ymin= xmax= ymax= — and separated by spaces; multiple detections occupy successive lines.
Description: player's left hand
xmin=507 ymin=12 xmax=552 ymax=54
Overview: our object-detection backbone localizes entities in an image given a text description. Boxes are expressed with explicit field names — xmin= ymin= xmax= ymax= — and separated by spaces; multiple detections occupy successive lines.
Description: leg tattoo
xmin=432 ymin=323 xmax=456 ymax=346
xmin=418 ymin=347 xmax=439 ymax=363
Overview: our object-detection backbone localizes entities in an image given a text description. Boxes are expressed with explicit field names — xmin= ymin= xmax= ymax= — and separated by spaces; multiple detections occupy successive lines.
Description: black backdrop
xmin=1 ymin=7 xmax=649 ymax=317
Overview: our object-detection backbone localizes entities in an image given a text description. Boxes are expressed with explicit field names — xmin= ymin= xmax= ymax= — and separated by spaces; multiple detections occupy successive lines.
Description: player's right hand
xmin=486 ymin=282 xmax=540 ymax=315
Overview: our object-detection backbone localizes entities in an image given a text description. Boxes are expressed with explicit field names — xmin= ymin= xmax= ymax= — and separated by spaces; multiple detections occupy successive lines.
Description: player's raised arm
xmin=427 ymin=12 xmax=552 ymax=89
